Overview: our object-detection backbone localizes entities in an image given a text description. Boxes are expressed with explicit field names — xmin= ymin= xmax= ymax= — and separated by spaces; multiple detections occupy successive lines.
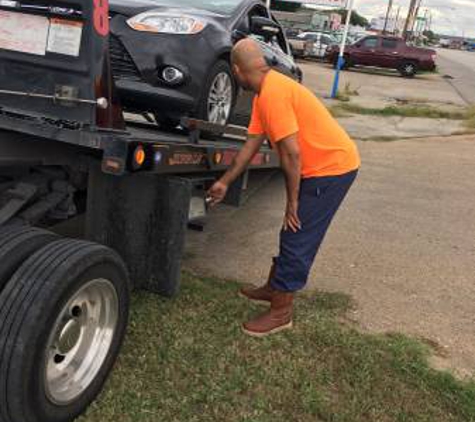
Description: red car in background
xmin=326 ymin=35 xmax=437 ymax=77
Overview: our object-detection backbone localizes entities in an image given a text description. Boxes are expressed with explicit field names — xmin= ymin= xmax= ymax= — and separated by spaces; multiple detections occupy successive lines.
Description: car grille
xmin=109 ymin=35 xmax=142 ymax=81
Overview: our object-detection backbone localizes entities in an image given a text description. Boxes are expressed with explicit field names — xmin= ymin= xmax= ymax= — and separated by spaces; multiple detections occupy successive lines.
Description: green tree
xmin=423 ymin=30 xmax=438 ymax=43
xmin=271 ymin=1 xmax=302 ymax=12
xmin=334 ymin=8 xmax=369 ymax=27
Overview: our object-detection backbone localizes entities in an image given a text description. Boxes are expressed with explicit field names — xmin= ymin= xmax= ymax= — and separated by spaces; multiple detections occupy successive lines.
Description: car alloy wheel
xmin=405 ymin=64 xmax=415 ymax=74
xmin=207 ymin=72 xmax=233 ymax=125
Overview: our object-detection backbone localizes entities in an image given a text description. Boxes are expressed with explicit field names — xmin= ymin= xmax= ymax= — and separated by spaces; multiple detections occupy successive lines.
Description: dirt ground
xmin=185 ymin=134 xmax=475 ymax=378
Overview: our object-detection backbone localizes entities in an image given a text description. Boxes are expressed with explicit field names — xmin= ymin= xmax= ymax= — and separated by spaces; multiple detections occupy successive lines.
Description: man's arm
xmin=208 ymin=134 xmax=266 ymax=205
xmin=275 ymin=133 xmax=302 ymax=233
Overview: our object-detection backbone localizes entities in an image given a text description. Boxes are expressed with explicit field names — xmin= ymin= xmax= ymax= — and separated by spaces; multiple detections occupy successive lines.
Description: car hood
xmin=109 ymin=0 xmax=227 ymax=20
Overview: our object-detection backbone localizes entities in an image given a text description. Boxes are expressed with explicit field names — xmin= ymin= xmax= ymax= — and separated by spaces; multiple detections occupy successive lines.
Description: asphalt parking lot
xmin=185 ymin=132 xmax=475 ymax=378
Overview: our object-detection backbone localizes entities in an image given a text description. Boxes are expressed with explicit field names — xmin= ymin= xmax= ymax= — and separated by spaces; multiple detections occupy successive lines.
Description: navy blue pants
xmin=271 ymin=170 xmax=358 ymax=292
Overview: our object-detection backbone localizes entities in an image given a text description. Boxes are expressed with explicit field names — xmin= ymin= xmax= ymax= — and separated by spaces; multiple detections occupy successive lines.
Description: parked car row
xmin=289 ymin=32 xmax=336 ymax=59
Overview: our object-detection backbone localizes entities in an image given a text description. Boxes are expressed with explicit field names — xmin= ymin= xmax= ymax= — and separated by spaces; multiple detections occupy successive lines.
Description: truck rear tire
xmin=0 ymin=225 xmax=58 ymax=294
xmin=0 ymin=239 xmax=130 ymax=422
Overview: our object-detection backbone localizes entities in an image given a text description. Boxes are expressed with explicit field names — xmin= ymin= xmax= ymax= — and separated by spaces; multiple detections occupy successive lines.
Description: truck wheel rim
xmin=405 ymin=64 xmax=414 ymax=74
xmin=207 ymin=72 xmax=233 ymax=125
xmin=44 ymin=278 xmax=119 ymax=405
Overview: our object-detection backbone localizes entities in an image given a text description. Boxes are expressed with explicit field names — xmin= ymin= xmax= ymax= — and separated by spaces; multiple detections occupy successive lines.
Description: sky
xmin=354 ymin=0 xmax=475 ymax=38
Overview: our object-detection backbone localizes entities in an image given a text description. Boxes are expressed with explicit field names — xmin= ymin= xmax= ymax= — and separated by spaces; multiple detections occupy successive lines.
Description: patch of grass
xmin=343 ymin=82 xmax=360 ymax=97
xmin=361 ymin=136 xmax=401 ymax=142
xmin=80 ymin=274 xmax=475 ymax=422
xmin=465 ymin=106 xmax=475 ymax=129
xmin=331 ymin=103 xmax=468 ymax=120
xmin=334 ymin=83 xmax=360 ymax=103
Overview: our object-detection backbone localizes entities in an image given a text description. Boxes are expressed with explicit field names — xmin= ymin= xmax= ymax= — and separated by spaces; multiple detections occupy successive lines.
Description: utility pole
xmin=403 ymin=0 xmax=418 ymax=40
xmin=266 ymin=0 xmax=270 ymax=9
xmin=394 ymin=6 xmax=401 ymax=35
xmin=382 ymin=0 xmax=393 ymax=34
xmin=410 ymin=0 xmax=423 ymax=35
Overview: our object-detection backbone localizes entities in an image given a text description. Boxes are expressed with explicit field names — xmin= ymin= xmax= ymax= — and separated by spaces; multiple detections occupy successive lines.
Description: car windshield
xmin=125 ymin=0 xmax=242 ymax=15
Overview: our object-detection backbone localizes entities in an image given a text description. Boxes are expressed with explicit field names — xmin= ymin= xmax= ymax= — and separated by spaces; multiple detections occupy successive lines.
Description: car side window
xmin=362 ymin=37 xmax=379 ymax=49
xmin=382 ymin=39 xmax=398 ymax=49
xmin=321 ymin=35 xmax=332 ymax=45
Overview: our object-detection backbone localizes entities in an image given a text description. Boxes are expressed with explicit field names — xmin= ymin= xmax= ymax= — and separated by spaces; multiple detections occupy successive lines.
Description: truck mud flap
xmin=86 ymin=165 xmax=191 ymax=297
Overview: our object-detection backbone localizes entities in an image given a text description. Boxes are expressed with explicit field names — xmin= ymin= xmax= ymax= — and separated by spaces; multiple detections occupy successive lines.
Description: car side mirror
xmin=232 ymin=29 xmax=248 ymax=44
xmin=250 ymin=16 xmax=281 ymax=40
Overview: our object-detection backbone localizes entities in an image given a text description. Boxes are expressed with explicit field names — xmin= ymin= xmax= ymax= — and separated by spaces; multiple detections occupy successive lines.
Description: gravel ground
xmin=185 ymin=134 xmax=475 ymax=378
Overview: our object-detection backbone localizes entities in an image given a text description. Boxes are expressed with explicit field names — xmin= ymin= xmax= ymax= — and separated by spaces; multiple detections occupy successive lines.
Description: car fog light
xmin=161 ymin=67 xmax=184 ymax=84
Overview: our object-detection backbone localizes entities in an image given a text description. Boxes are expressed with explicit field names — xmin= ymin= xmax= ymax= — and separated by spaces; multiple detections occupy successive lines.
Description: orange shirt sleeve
xmin=262 ymin=92 xmax=299 ymax=143
xmin=247 ymin=96 xmax=264 ymax=135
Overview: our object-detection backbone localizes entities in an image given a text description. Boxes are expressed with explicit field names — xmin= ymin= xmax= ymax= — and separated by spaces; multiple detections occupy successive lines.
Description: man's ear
xmin=232 ymin=64 xmax=240 ymax=76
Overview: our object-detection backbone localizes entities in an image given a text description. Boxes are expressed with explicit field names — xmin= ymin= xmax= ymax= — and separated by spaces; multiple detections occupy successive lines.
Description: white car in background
xmin=296 ymin=32 xmax=335 ymax=58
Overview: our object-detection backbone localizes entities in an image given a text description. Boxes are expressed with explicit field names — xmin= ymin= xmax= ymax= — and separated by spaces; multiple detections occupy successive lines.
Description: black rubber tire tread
xmin=195 ymin=59 xmax=237 ymax=125
xmin=0 ymin=238 xmax=130 ymax=422
xmin=0 ymin=225 xmax=58 ymax=294
xmin=399 ymin=61 xmax=418 ymax=78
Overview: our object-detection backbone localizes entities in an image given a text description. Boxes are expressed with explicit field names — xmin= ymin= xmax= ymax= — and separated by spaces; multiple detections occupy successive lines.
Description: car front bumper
xmin=109 ymin=15 xmax=219 ymax=116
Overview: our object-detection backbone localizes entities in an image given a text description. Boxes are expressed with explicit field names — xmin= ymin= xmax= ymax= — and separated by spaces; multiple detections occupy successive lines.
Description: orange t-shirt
xmin=248 ymin=70 xmax=360 ymax=178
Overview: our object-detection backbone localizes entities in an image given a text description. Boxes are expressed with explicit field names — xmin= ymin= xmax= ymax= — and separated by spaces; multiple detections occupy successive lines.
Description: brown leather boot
xmin=239 ymin=262 xmax=276 ymax=305
xmin=242 ymin=290 xmax=294 ymax=337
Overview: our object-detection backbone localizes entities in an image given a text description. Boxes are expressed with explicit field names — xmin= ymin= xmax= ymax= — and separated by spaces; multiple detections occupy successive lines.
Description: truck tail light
xmin=134 ymin=146 xmax=146 ymax=167
xmin=213 ymin=152 xmax=223 ymax=165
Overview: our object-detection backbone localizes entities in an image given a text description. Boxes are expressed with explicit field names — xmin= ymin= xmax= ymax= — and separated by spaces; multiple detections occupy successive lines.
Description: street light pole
xmin=330 ymin=0 xmax=354 ymax=98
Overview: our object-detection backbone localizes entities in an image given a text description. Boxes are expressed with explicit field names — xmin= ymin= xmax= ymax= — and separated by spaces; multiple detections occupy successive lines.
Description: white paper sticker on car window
xmin=47 ymin=18 xmax=83 ymax=57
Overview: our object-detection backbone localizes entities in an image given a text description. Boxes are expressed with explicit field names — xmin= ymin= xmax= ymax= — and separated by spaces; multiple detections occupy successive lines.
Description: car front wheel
xmin=197 ymin=60 xmax=236 ymax=125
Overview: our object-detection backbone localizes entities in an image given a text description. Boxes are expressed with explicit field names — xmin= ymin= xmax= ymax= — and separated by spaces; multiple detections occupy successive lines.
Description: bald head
xmin=231 ymin=38 xmax=267 ymax=70
xmin=231 ymin=38 xmax=270 ymax=93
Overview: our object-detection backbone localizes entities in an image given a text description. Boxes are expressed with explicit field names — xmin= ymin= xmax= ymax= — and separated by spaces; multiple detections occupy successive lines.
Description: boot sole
xmin=242 ymin=321 xmax=293 ymax=338
xmin=238 ymin=291 xmax=271 ymax=306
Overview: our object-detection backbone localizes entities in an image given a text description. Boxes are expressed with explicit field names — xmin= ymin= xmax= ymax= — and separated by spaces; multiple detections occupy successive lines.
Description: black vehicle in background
xmin=109 ymin=0 xmax=302 ymax=128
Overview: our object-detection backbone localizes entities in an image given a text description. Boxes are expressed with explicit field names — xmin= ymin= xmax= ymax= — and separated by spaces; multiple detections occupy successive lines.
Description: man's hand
xmin=284 ymin=200 xmax=301 ymax=233
xmin=275 ymin=134 xmax=301 ymax=233
xmin=207 ymin=180 xmax=229 ymax=206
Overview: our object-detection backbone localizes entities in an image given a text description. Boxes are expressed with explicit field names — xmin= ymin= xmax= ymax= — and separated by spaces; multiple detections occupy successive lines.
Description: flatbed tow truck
xmin=0 ymin=2 xmax=278 ymax=421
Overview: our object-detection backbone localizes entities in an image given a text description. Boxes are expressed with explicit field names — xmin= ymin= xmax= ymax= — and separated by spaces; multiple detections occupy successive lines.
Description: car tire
xmin=0 ymin=238 xmax=130 ymax=422
xmin=0 ymin=225 xmax=58 ymax=294
xmin=399 ymin=61 xmax=418 ymax=78
xmin=196 ymin=60 xmax=237 ymax=126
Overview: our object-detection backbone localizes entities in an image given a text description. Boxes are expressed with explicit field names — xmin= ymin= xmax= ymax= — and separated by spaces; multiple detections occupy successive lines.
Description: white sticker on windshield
xmin=47 ymin=18 xmax=83 ymax=57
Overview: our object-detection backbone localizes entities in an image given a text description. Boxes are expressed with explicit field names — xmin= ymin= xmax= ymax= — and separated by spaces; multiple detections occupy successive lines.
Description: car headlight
xmin=127 ymin=12 xmax=207 ymax=34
